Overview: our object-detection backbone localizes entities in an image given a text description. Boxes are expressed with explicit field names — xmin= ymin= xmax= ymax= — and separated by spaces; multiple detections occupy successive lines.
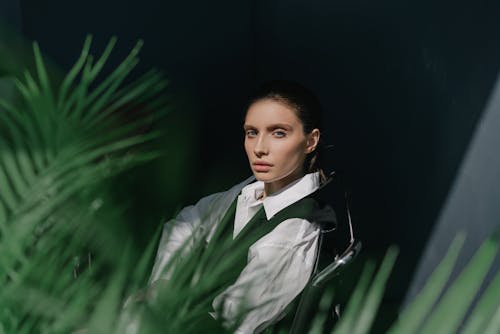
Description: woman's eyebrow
xmin=267 ymin=123 xmax=292 ymax=131
xmin=243 ymin=123 xmax=293 ymax=131
xmin=243 ymin=124 xmax=256 ymax=130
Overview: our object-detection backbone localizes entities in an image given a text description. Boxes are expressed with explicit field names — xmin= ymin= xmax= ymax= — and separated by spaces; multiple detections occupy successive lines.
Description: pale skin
xmin=244 ymin=98 xmax=320 ymax=197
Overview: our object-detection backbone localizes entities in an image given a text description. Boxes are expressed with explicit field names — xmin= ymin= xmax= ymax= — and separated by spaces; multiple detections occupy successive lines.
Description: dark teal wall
xmin=0 ymin=0 xmax=21 ymax=28
xmin=252 ymin=0 xmax=500 ymax=311
xmin=19 ymin=0 xmax=256 ymax=235
xmin=405 ymin=76 xmax=500 ymax=305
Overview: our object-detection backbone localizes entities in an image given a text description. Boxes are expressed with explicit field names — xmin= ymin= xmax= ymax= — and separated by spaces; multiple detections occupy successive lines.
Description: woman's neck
xmin=263 ymin=171 xmax=305 ymax=198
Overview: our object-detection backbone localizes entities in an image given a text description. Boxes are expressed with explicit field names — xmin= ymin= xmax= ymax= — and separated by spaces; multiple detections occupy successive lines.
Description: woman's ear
xmin=305 ymin=129 xmax=320 ymax=153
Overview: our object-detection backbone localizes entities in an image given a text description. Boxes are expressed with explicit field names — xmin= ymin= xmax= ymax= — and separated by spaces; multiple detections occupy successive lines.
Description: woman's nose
xmin=253 ymin=136 xmax=268 ymax=156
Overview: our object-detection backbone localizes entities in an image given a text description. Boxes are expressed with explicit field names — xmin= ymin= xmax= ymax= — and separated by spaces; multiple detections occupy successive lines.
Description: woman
xmin=149 ymin=81 xmax=336 ymax=333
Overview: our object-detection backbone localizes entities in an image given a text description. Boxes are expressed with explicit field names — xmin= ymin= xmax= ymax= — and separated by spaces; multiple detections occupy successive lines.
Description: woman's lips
xmin=253 ymin=162 xmax=272 ymax=172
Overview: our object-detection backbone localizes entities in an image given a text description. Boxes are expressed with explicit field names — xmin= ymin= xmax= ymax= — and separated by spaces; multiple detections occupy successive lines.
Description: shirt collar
xmin=240 ymin=172 xmax=321 ymax=220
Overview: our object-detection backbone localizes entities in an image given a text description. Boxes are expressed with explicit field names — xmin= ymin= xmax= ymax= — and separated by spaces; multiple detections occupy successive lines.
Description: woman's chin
xmin=253 ymin=172 xmax=274 ymax=182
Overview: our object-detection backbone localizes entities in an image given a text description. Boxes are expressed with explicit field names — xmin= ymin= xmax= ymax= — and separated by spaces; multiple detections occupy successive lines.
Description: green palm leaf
xmin=387 ymin=233 xmax=466 ymax=334
xmin=0 ymin=36 xmax=167 ymax=333
xmin=419 ymin=234 xmax=499 ymax=333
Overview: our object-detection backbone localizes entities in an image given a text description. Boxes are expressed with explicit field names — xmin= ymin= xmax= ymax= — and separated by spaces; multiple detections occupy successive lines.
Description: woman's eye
xmin=246 ymin=129 xmax=257 ymax=137
xmin=273 ymin=130 xmax=286 ymax=138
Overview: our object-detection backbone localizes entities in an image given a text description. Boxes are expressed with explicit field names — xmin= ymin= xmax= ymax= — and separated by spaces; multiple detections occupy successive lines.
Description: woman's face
xmin=244 ymin=99 xmax=319 ymax=194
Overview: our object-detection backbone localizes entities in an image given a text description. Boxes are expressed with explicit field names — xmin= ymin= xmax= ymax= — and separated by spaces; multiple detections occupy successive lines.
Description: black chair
xmin=289 ymin=172 xmax=362 ymax=334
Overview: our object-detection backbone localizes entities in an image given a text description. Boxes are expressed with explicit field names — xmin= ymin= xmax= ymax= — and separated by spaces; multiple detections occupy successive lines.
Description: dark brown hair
xmin=248 ymin=80 xmax=327 ymax=183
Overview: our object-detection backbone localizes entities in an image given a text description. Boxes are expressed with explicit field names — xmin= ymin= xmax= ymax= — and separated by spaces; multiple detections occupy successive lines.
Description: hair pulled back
xmin=248 ymin=80 xmax=327 ymax=183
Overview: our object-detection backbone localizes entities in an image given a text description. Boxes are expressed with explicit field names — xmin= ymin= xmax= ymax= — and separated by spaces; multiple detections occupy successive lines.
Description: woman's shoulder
xmin=187 ymin=176 xmax=255 ymax=215
xmin=171 ymin=176 xmax=256 ymax=232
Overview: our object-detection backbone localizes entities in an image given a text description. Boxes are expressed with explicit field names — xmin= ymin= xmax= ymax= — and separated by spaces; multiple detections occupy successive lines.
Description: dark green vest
xmin=207 ymin=184 xmax=337 ymax=331
xmin=215 ymin=188 xmax=335 ymax=279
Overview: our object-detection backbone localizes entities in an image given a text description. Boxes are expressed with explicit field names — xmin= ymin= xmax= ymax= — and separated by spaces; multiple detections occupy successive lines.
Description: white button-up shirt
xmin=150 ymin=173 xmax=322 ymax=333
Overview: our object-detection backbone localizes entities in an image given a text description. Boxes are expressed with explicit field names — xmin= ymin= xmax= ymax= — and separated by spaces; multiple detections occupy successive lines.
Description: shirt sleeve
xmin=149 ymin=176 xmax=255 ymax=283
xmin=149 ymin=191 xmax=224 ymax=283
xmin=212 ymin=217 xmax=321 ymax=334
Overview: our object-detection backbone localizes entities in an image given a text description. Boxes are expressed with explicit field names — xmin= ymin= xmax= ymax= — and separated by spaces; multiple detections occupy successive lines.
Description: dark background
xmin=2 ymin=0 xmax=499 ymax=330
